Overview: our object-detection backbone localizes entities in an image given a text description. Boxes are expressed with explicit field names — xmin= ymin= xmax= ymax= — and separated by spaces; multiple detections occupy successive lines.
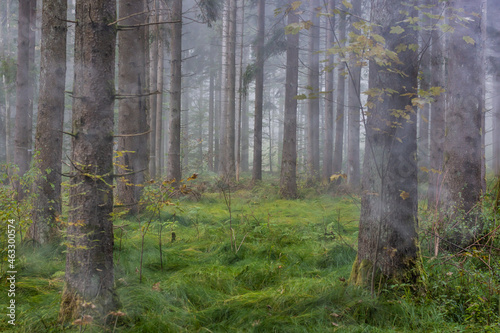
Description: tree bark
xmin=322 ymin=0 xmax=335 ymax=183
xmin=347 ymin=0 xmax=362 ymax=189
xmin=489 ymin=0 xmax=500 ymax=177
xmin=30 ymin=0 xmax=67 ymax=244
xmin=333 ymin=12 xmax=346 ymax=178
xmin=116 ymin=0 xmax=148 ymax=214
xmin=442 ymin=0 xmax=484 ymax=247
xmin=60 ymin=0 xmax=119 ymax=323
xmin=280 ymin=6 xmax=299 ymax=199
xmin=306 ymin=0 xmax=321 ymax=183
xmin=351 ymin=0 xmax=419 ymax=286
xmin=155 ymin=11 xmax=165 ymax=177
xmin=167 ymin=0 xmax=182 ymax=184
xmin=148 ymin=0 xmax=158 ymax=179
xmin=252 ymin=0 xmax=265 ymax=182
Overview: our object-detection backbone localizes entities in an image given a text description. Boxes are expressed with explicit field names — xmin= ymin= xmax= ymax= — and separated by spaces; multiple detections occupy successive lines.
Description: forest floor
xmin=1 ymin=179 xmax=498 ymax=332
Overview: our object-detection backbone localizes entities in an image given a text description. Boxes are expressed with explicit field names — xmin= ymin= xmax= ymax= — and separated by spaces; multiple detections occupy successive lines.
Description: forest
xmin=0 ymin=0 xmax=500 ymax=331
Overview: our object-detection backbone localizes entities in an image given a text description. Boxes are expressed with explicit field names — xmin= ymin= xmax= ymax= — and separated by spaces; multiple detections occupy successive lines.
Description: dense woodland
xmin=1 ymin=0 xmax=500 ymax=331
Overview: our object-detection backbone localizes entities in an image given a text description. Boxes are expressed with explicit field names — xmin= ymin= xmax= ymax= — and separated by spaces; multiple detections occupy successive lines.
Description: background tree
xmin=29 ymin=0 xmax=67 ymax=244
xmin=116 ymin=0 xmax=148 ymax=213
xmin=60 ymin=0 xmax=119 ymax=323
xmin=351 ymin=0 xmax=419 ymax=287
xmin=306 ymin=0 xmax=321 ymax=183
xmin=441 ymin=0 xmax=484 ymax=247
xmin=252 ymin=0 xmax=265 ymax=183
xmin=488 ymin=0 xmax=500 ymax=177
xmin=280 ymin=3 xmax=300 ymax=199
xmin=167 ymin=0 xmax=183 ymax=184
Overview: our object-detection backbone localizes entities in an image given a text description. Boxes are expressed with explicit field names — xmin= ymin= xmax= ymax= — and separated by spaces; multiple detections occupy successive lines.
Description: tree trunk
xmin=30 ymin=0 xmax=67 ymax=244
xmin=442 ymin=0 xmax=484 ymax=247
xmin=167 ymin=0 xmax=182 ymax=183
xmin=306 ymin=0 xmax=321 ymax=183
xmin=332 ymin=12 xmax=346 ymax=178
xmin=350 ymin=0 xmax=419 ymax=287
xmin=280 ymin=6 xmax=299 ymax=199
xmin=322 ymin=0 xmax=335 ymax=183
xmin=148 ymin=0 xmax=158 ymax=179
xmin=427 ymin=2 xmax=446 ymax=209
xmin=252 ymin=0 xmax=265 ymax=182
xmin=155 ymin=13 xmax=165 ymax=177
xmin=347 ymin=0 xmax=362 ymax=189
xmin=116 ymin=0 xmax=147 ymax=214
xmin=489 ymin=0 xmax=500 ymax=177
xmin=208 ymin=39 xmax=215 ymax=172
xmin=14 ymin=0 xmax=33 ymax=195
xmin=60 ymin=0 xmax=119 ymax=323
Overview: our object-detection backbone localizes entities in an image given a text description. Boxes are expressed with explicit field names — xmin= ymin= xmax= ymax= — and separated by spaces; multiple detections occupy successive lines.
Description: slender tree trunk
xmin=29 ymin=0 xmax=67 ymax=244
xmin=167 ymin=0 xmax=182 ymax=183
xmin=427 ymin=2 xmax=446 ymax=209
xmin=347 ymin=0 xmax=361 ymax=188
xmin=182 ymin=87 xmax=190 ymax=171
xmin=442 ymin=0 xmax=484 ymax=247
xmin=14 ymin=0 xmax=32 ymax=195
xmin=241 ymin=89 xmax=249 ymax=172
xmin=350 ymin=0 xmax=419 ymax=286
xmin=332 ymin=12 xmax=346 ymax=177
xmin=306 ymin=0 xmax=321 ymax=183
xmin=236 ymin=0 xmax=245 ymax=181
xmin=155 ymin=14 xmax=165 ymax=176
xmin=218 ymin=2 xmax=228 ymax=175
xmin=323 ymin=0 xmax=335 ymax=183
xmin=490 ymin=0 xmax=500 ymax=177
xmin=60 ymin=0 xmax=119 ymax=323
xmin=148 ymin=0 xmax=158 ymax=179
xmin=252 ymin=0 xmax=265 ymax=182
xmin=208 ymin=39 xmax=215 ymax=172
xmin=280 ymin=6 xmax=299 ymax=199
xmin=116 ymin=0 xmax=147 ymax=214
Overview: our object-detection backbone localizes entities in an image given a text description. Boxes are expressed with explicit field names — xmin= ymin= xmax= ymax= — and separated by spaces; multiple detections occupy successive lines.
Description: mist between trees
xmin=1 ymin=0 xmax=500 ymax=330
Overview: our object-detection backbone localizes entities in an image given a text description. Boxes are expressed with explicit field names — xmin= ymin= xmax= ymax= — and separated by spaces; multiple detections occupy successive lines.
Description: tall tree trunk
xmin=116 ymin=0 xmax=147 ymax=214
xmin=332 ymin=12 xmax=346 ymax=178
xmin=489 ymin=0 xmax=500 ymax=177
xmin=218 ymin=2 xmax=228 ymax=175
xmin=322 ymin=0 xmax=335 ymax=183
xmin=350 ymin=0 xmax=419 ymax=286
xmin=280 ymin=6 xmax=299 ymax=199
xmin=14 ymin=0 xmax=33 ymax=195
xmin=60 ymin=0 xmax=119 ymax=323
xmin=442 ymin=0 xmax=484 ymax=247
xmin=252 ymin=0 xmax=265 ymax=182
xmin=427 ymin=2 xmax=446 ymax=209
xmin=306 ymin=0 xmax=321 ymax=183
xmin=223 ymin=0 xmax=237 ymax=180
xmin=241 ymin=89 xmax=249 ymax=172
xmin=148 ymin=0 xmax=158 ymax=179
xmin=347 ymin=0 xmax=361 ymax=188
xmin=155 ymin=14 xmax=165 ymax=177
xmin=236 ymin=0 xmax=245 ymax=181
xmin=167 ymin=0 xmax=182 ymax=183
xmin=208 ymin=38 xmax=215 ymax=172
xmin=30 ymin=0 xmax=67 ymax=244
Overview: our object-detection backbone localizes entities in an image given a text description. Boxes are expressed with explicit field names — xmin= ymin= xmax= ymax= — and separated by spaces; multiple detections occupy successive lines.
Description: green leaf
xmin=342 ymin=0 xmax=352 ymax=9
xmin=390 ymin=26 xmax=405 ymax=34
xmin=463 ymin=36 xmax=475 ymax=45
xmin=294 ymin=94 xmax=308 ymax=100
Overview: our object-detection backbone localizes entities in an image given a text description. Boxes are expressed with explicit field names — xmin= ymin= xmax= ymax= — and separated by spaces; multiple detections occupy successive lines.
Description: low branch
xmin=114 ymin=91 xmax=160 ymax=99
xmin=114 ymin=130 xmax=152 ymax=138
xmin=117 ymin=20 xmax=181 ymax=30
xmin=113 ymin=168 xmax=147 ymax=178
xmin=108 ymin=10 xmax=149 ymax=26
xmin=60 ymin=130 xmax=77 ymax=137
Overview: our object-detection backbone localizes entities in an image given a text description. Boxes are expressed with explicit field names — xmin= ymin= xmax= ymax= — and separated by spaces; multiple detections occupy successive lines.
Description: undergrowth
xmin=0 ymin=178 xmax=498 ymax=332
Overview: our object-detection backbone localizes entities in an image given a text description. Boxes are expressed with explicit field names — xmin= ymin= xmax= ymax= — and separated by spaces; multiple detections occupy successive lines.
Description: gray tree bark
xmin=29 ymin=0 xmax=67 ymax=244
xmin=60 ymin=0 xmax=119 ymax=323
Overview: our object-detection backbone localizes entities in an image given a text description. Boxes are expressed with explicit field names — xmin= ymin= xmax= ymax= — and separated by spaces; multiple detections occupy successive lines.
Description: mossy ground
xmin=0 ymin=179 xmax=495 ymax=332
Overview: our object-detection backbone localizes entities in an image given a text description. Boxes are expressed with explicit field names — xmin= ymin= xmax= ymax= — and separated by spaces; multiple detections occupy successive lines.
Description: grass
xmin=0 ymin=180 xmax=496 ymax=332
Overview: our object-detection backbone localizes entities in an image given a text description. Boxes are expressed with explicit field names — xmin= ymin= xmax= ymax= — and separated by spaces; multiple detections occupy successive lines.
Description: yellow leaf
xmin=390 ymin=26 xmax=405 ymax=34
xmin=342 ymin=0 xmax=352 ymax=9
xmin=463 ymin=36 xmax=475 ymax=45
xmin=420 ymin=166 xmax=429 ymax=173
xmin=400 ymin=190 xmax=410 ymax=200
xmin=291 ymin=1 xmax=302 ymax=11
xmin=330 ymin=173 xmax=347 ymax=181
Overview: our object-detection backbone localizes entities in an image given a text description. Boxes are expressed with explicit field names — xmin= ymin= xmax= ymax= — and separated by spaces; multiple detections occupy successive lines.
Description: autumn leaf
xmin=400 ymin=190 xmax=410 ymax=200
xmin=342 ymin=0 xmax=352 ymax=9
xmin=463 ymin=36 xmax=475 ymax=45
xmin=390 ymin=26 xmax=405 ymax=34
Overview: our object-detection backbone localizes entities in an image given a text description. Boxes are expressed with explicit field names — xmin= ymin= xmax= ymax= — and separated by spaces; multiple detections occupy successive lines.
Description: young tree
xmin=29 ymin=0 xmax=67 ymax=244
xmin=441 ymin=0 xmax=484 ymax=247
xmin=306 ymin=0 xmax=321 ymax=183
xmin=167 ymin=0 xmax=182 ymax=184
xmin=116 ymin=0 xmax=148 ymax=213
xmin=59 ymin=0 xmax=119 ymax=323
xmin=280 ymin=4 xmax=300 ymax=199
xmin=350 ymin=0 xmax=419 ymax=286
xmin=252 ymin=0 xmax=265 ymax=182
